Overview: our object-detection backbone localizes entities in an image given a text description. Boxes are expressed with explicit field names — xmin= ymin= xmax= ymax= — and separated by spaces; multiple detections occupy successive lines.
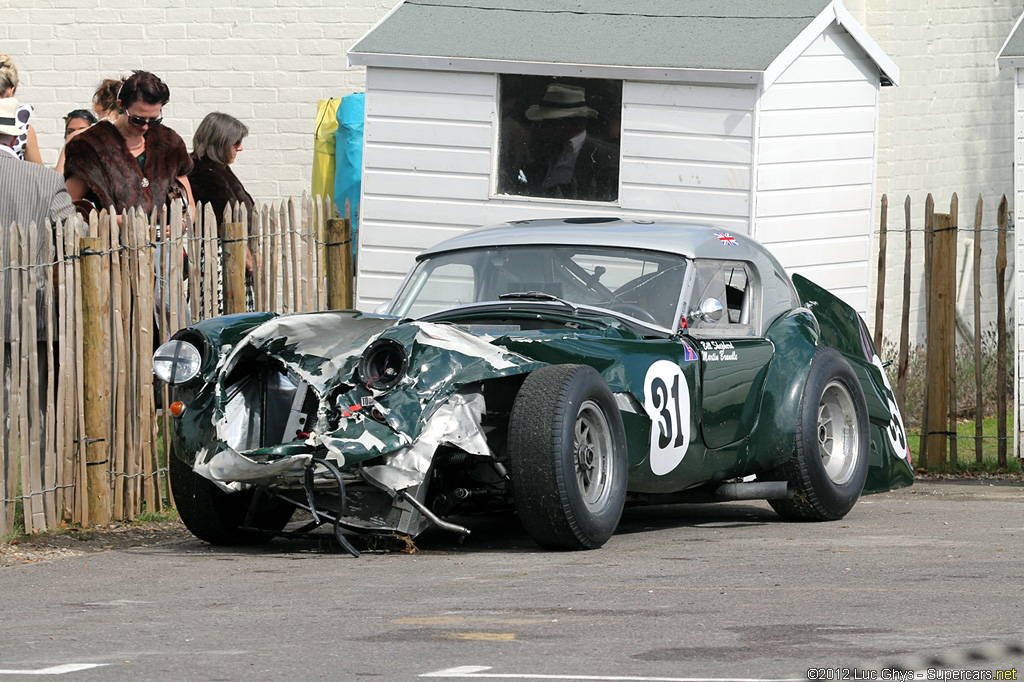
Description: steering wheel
xmin=608 ymin=302 xmax=659 ymax=325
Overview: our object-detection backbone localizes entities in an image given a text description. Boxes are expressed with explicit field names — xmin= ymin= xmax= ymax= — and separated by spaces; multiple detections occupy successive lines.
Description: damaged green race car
xmin=154 ymin=218 xmax=913 ymax=555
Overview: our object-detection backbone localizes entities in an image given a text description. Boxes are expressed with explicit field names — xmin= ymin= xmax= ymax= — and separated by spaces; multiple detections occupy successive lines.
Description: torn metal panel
xmin=224 ymin=311 xmax=398 ymax=393
xmin=202 ymin=317 xmax=537 ymax=491
xmin=196 ymin=445 xmax=312 ymax=486
xmin=363 ymin=390 xmax=491 ymax=492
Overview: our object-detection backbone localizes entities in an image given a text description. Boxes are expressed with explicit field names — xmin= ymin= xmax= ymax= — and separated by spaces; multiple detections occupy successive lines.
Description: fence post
xmin=223 ymin=220 xmax=246 ymax=315
xmin=80 ymin=237 xmax=111 ymax=525
xmin=897 ymin=196 xmax=912 ymax=421
xmin=920 ymin=195 xmax=934 ymax=467
xmin=996 ymin=196 xmax=1008 ymax=467
xmin=326 ymin=213 xmax=353 ymax=310
xmin=923 ymin=194 xmax=956 ymax=469
xmin=973 ymin=196 xmax=984 ymax=464
xmin=948 ymin=194 xmax=958 ymax=466
xmin=874 ymin=194 xmax=887 ymax=351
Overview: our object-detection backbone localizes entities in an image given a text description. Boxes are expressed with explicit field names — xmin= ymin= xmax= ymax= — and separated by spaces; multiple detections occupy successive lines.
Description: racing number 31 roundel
xmin=644 ymin=360 xmax=691 ymax=475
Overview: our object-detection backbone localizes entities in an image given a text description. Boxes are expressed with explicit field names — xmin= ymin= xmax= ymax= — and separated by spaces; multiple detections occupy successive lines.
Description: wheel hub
xmin=574 ymin=400 xmax=614 ymax=509
xmin=578 ymin=444 xmax=595 ymax=469
xmin=817 ymin=381 xmax=859 ymax=485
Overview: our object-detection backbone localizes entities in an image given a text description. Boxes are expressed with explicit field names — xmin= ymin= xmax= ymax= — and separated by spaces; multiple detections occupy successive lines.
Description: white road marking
xmin=420 ymin=666 xmax=804 ymax=682
xmin=0 ymin=664 xmax=107 ymax=675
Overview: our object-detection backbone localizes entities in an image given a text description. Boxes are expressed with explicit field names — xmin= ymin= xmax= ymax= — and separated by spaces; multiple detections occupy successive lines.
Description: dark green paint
xmin=696 ymin=338 xmax=774 ymax=449
xmin=746 ymin=309 xmax=820 ymax=470
xmin=792 ymin=274 xmax=864 ymax=359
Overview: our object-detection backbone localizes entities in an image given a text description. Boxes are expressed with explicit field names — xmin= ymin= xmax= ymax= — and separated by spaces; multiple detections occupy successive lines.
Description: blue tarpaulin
xmin=334 ymin=93 xmax=365 ymax=254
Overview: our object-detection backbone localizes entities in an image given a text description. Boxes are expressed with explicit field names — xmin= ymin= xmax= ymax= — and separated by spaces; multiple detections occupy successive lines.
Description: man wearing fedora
xmin=514 ymin=82 xmax=619 ymax=202
xmin=0 ymin=97 xmax=74 ymax=229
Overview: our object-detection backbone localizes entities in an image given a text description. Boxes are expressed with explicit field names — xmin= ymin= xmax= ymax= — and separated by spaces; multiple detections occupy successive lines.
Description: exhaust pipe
xmin=636 ymin=481 xmax=792 ymax=506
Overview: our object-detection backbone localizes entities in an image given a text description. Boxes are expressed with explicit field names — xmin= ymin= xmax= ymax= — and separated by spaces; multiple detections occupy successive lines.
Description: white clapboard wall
xmin=754 ymin=25 xmax=882 ymax=313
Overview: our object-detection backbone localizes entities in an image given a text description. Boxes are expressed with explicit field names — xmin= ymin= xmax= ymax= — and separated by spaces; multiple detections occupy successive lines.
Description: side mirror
xmin=374 ymin=302 xmax=391 ymax=314
xmin=690 ymin=297 xmax=724 ymax=324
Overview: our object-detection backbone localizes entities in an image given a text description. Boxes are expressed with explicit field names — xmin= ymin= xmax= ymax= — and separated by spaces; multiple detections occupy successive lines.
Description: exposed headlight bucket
xmin=358 ymin=338 xmax=408 ymax=391
xmin=152 ymin=340 xmax=203 ymax=384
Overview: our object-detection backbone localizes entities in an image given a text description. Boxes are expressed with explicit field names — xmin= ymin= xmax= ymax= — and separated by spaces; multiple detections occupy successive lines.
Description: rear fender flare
xmin=749 ymin=310 xmax=820 ymax=468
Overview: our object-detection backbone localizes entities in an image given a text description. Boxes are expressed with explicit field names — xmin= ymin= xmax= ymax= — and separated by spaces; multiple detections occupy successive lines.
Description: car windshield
xmin=390 ymin=245 xmax=688 ymax=330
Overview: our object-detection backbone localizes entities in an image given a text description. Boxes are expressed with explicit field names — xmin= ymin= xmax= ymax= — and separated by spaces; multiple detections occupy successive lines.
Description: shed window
xmin=497 ymin=75 xmax=621 ymax=203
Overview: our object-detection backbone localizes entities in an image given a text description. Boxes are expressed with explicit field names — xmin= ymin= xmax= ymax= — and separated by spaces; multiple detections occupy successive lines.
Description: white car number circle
xmin=872 ymin=355 xmax=909 ymax=459
xmin=643 ymin=360 xmax=691 ymax=475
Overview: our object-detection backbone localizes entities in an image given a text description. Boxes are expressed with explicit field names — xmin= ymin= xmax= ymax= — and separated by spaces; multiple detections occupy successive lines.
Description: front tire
xmin=767 ymin=348 xmax=869 ymax=521
xmin=170 ymin=454 xmax=294 ymax=545
xmin=507 ymin=365 xmax=627 ymax=550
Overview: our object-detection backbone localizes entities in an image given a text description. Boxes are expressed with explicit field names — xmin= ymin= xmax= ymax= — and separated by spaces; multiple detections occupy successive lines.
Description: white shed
xmin=348 ymin=0 xmax=898 ymax=312
xmin=996 ymin=16 xmax=1024 ymax=459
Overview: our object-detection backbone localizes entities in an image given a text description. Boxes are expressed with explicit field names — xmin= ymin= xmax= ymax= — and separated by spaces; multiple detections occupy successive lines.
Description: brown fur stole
xmin=64 ymin=120 xmax=193 ymax=214
xmin=188 ymin=157 xmax=254 ymax=226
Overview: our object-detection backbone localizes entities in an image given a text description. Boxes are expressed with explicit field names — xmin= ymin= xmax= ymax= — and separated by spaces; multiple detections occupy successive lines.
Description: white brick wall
xmin=848 ymin=0 xmax=1019 ymax=344
xmin=1 ymin=0 xmax=395 ymax=201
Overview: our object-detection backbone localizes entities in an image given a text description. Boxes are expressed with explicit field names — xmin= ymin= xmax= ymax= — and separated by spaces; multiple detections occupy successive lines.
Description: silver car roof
xmin=421 ymin=218 xmax=767 ymax=264
xmin=417 ymin=218 xmax=801 ymax=331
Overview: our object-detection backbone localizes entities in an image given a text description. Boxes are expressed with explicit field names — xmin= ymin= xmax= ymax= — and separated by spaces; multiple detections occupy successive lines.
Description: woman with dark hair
xmin=54 ymin=109 xmax=97 ymax=174
xmin=64 ymin=70 xmax=194 ymax=216
xmin=188 ymin=112 xmax=253 ymax=223
xmin=63 ymin=109 xmax=97 ymax=139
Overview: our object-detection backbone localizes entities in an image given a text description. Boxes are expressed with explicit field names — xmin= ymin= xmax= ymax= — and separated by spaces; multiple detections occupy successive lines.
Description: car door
xmin=686 ymin=259 xmax=774 ymax=449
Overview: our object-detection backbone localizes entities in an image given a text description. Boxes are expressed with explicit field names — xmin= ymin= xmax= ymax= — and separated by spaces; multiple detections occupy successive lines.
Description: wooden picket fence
xmin=873 ymin=193 xmax=1013 ymax=470
xmin=0 ymin=195 xmax=349 ymax=537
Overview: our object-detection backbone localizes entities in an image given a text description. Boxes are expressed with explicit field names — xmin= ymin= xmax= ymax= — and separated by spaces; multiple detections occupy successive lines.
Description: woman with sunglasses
xmin=64 ymin=70 xmax=194 ymax=217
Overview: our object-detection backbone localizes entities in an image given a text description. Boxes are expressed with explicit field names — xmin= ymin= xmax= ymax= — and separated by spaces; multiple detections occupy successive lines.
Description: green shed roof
xmin=349 ymin=0 xmax=898 ymax=86
xmin=998 ymin=11 xmax=1024 ymax=69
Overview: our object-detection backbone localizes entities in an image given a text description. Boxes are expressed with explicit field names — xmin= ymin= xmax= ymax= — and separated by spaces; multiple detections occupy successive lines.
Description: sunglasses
xmin=127 ymin=114 xmax=163 ymax=127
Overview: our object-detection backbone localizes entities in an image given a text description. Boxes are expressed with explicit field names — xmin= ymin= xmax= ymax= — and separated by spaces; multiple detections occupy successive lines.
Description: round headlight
xmin=152 ymin=339 xmax=203 ymax=384
xmin=358 ymin=338 xmax=408 ymax=391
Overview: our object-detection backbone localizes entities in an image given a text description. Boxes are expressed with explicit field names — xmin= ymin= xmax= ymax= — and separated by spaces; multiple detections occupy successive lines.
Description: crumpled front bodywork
xmin=187 ymin=312 xmax=543 ymax=515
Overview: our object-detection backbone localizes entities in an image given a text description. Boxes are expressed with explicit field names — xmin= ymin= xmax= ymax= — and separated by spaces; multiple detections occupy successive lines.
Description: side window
xmin=496 ymin=75 xmax=621 ymax=203
xmin=687 ymin=261 xmax=759 ymax=336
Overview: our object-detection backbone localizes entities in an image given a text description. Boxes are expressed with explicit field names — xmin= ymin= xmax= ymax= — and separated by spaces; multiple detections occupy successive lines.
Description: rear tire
xmin=507 ymin=365 xmax=627 ymax=550
xmin=170 ymin=454 xmax=294 ymax=545
xmin=767 ymin=348 xmax=869 ymax=521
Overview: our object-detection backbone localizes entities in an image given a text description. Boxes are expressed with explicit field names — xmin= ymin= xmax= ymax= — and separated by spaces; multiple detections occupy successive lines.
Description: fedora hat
xmin=525 ymin=83 xmax=598 ymax=121
xmin=0 ymin=97 xmax=21 ymax=136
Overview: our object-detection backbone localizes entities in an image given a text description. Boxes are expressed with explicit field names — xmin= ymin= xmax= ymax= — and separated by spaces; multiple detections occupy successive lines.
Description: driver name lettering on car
xmin=699 ymin=339 xmax=738 ymax=362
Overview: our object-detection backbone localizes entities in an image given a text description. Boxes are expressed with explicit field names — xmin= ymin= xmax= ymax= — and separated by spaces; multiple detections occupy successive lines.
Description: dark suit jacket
xmin=0 ymin=151 xmax=74 ymax=339
xmin=519 ymin=134 xmax=620 ymax=202
xmin=0 ymin=152 xmax=74 ymax=228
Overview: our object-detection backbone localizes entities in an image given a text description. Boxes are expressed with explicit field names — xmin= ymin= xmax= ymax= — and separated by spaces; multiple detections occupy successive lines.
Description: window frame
xmin=493 ymin=74 xmax=623 ymax=204
xmin=683 ymin=259 xmax=762 ymax=339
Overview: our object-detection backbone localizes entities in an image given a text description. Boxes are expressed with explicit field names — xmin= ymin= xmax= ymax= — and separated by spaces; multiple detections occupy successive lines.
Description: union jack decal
xmin=716 ymin=232 xmax=738 ymax=246
xmin=683 ymin=344 xmax=698 ymax=362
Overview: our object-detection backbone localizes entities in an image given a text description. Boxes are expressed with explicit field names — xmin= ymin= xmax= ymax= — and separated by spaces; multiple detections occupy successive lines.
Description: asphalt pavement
xmin=0 ymin=480 xmax=1021 ymax=682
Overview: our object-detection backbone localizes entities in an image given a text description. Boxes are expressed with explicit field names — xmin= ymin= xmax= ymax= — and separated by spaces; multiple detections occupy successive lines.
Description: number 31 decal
xmin=644 ymin=360 xmax=691 ymax=475
xmin=871 ymin=355 xmax=909 ymax=460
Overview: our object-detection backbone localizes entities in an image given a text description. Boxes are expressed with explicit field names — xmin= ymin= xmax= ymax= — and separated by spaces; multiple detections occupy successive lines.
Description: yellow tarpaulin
xmin=312 ymin=98 xmax=341 ymax=204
